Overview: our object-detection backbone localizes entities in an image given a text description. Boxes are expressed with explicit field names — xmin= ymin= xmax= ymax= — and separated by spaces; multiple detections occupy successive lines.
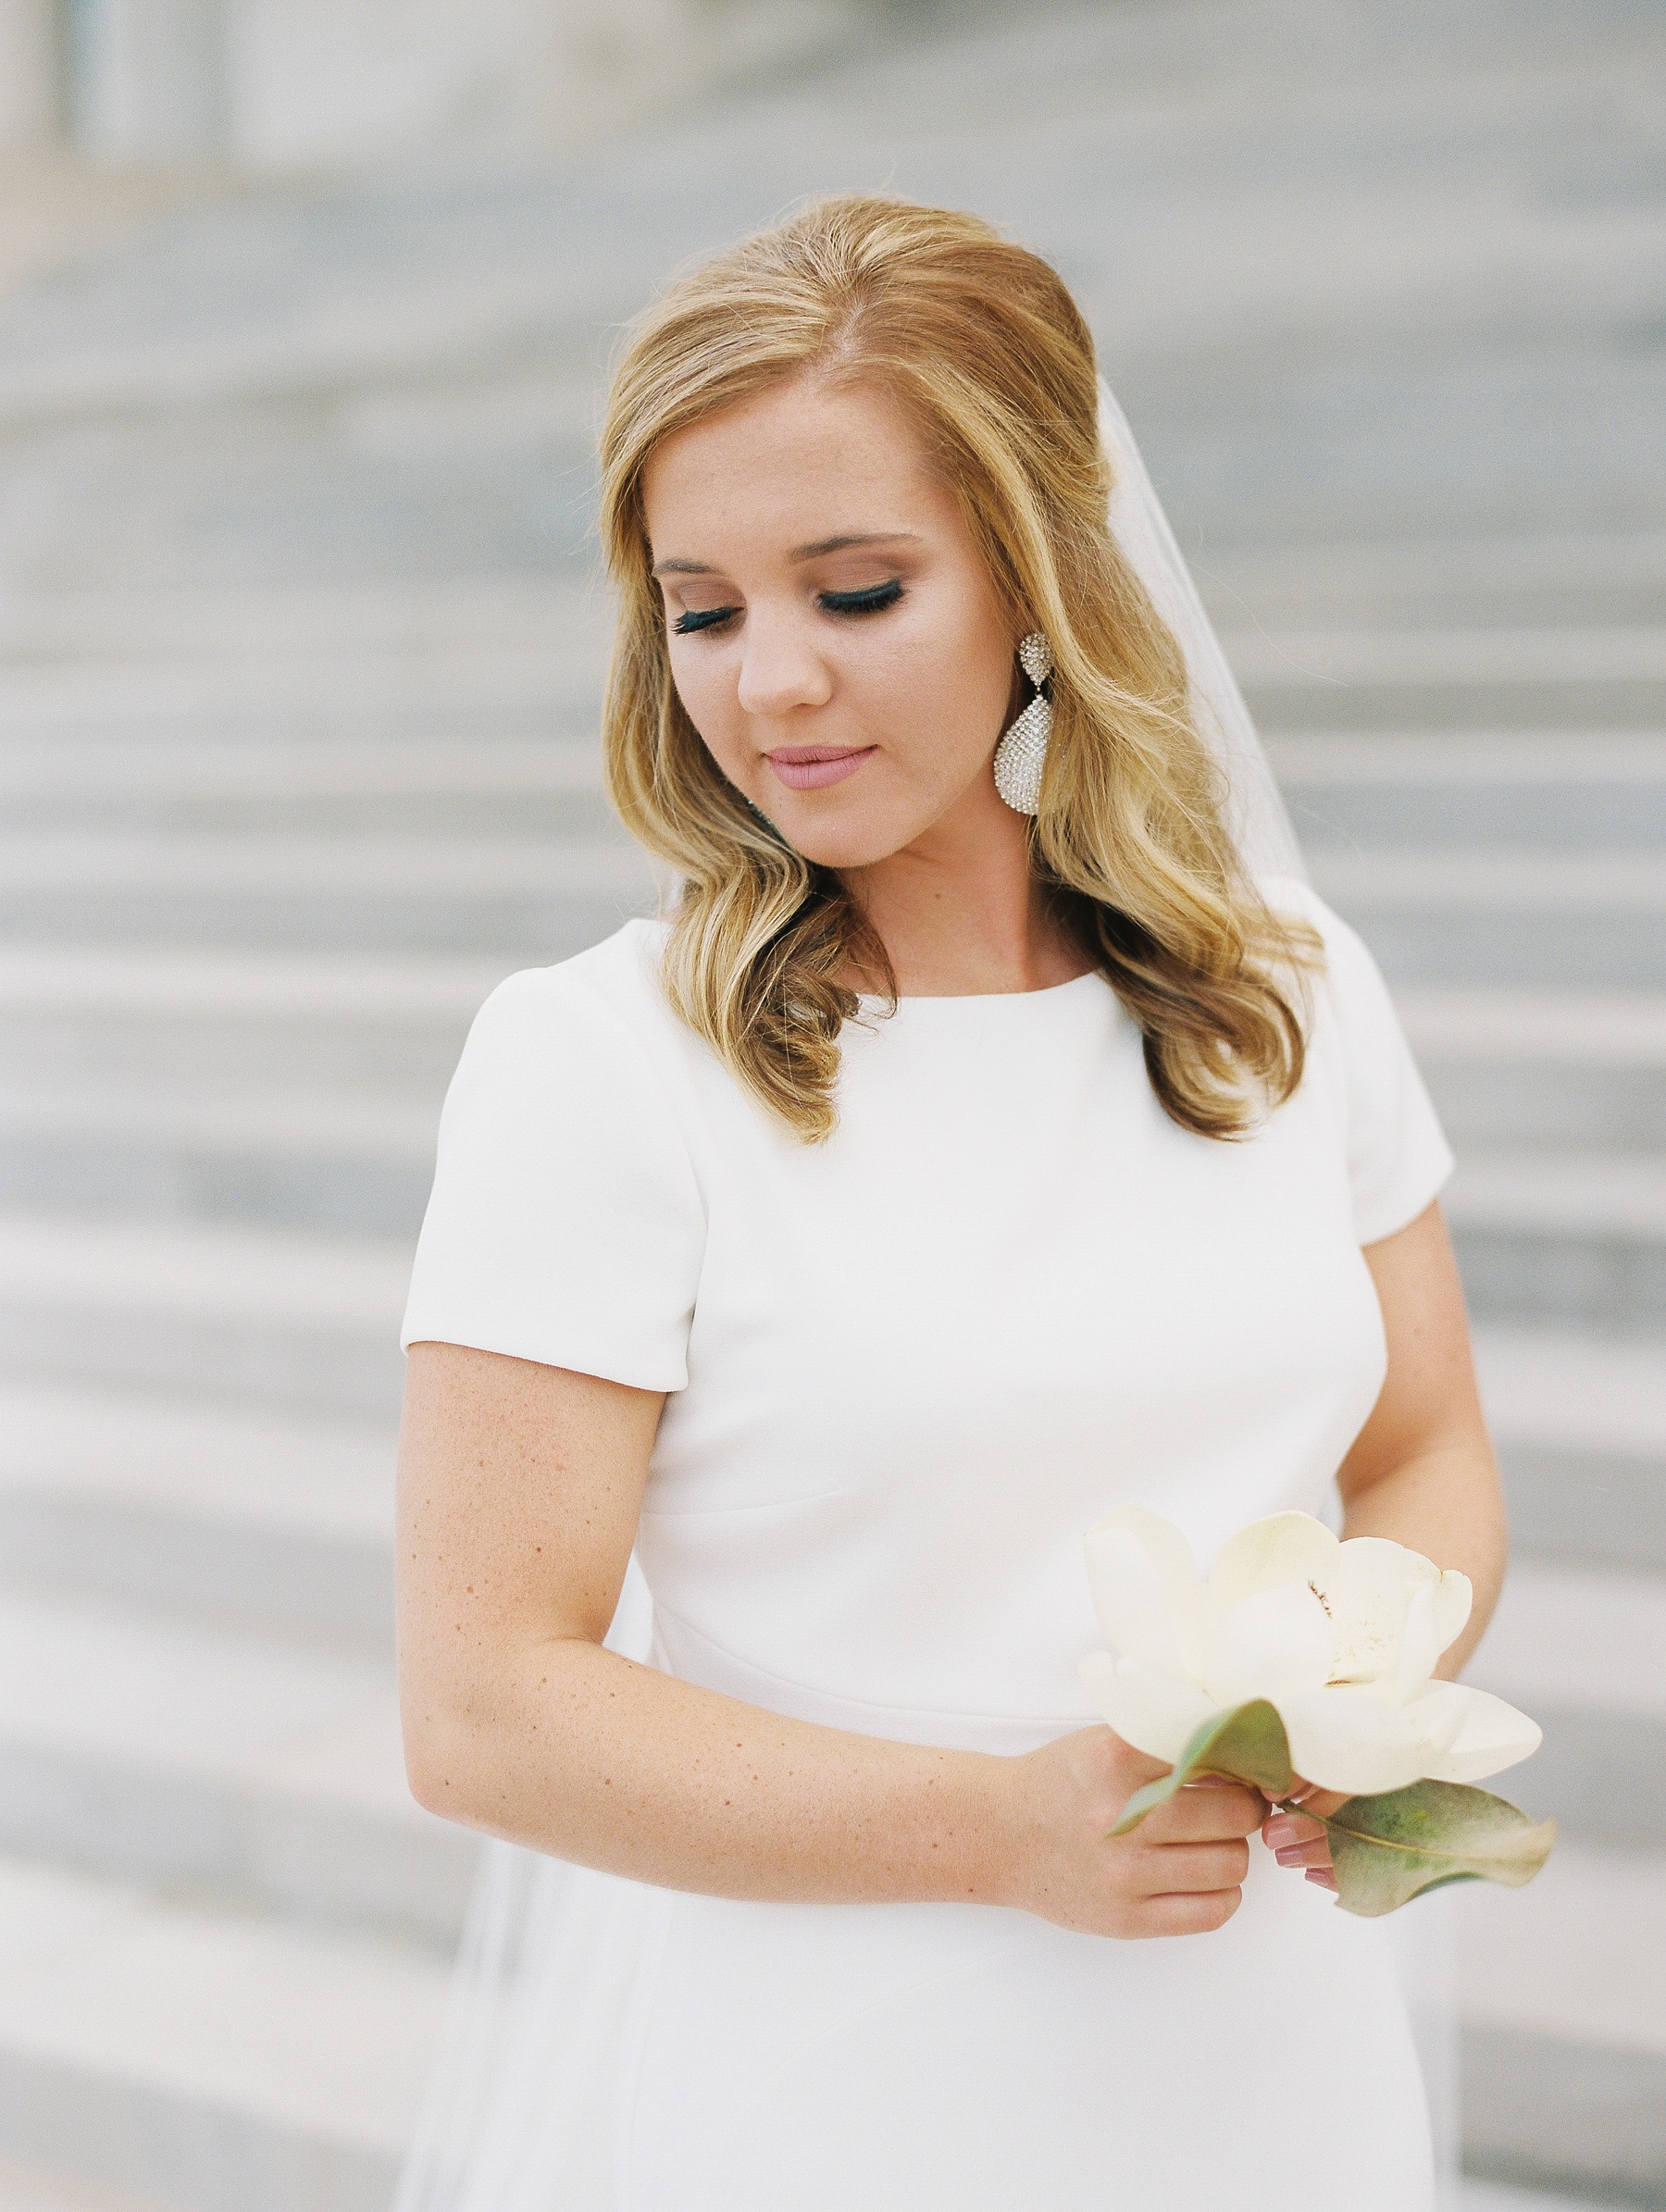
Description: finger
xmin=1132 ymin=1838 xmax=1251 ymax=1896
xmin=1143 ymin=1782 xmax=1263 ymax=1843
xmin=1129 ymin=1886 xmax=1242 ymax=1939
xmin=1306 ymin=1868 xmax=1338 ymax=1893
xmin=1272 ymin=1836 xmax=1334 ymax=1871
xmin=1262 ymin=1812 xmax=1325 ymax=1852
xmin=1284 ymin=1779 xmax=1349 ymax=1821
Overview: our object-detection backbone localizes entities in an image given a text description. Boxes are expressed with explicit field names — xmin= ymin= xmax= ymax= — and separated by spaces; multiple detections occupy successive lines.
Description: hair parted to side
xmin=599 ymin=193 xmax=1318 ymax=1142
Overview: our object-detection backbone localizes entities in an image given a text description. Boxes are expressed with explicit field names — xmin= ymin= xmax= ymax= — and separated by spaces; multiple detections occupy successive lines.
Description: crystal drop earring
xmin=992 ymin=631 xmax=1053 ymax=814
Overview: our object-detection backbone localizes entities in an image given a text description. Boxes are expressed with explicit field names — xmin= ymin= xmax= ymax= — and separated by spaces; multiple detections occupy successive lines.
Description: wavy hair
xmin=599 ymin=193 xmax=1316 ymax=1141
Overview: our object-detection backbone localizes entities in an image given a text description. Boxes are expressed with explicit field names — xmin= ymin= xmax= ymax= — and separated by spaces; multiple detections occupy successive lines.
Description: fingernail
xmin=1275 ymin=1846 xmax=1308 ymax=1868
xmin=1262 ymin=1818 xmax=1299 ymax=1847
xmin=1305 ymin=1870 xmax=1337 ymax=1891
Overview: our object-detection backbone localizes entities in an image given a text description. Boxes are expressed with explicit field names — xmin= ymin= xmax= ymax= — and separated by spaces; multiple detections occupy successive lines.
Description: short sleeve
xmin=1277 ymin=880 xmax=1455 ymax=1246
xmin=401 ymin=964 xmax=705 ymax=1390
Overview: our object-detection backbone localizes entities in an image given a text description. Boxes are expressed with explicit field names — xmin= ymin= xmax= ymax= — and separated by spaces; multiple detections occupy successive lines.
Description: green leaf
xmin=1111 ymin=1699 xmax=1295 ymax=1836
xmin=1319 ymin=1781 xmax=1557 ymax=1919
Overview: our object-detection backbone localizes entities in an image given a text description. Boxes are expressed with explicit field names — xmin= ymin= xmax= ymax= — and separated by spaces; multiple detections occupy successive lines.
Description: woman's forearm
xmin=1338 ymin=1206 xmax=1511 ymax=1680
xmin=402 ymin=1634 xmax=1271 ymax=1942
xmin=403 ymin=1636 xmax=1015 ymax=1906
xmin=397 ymin=1344 xmax=1275 ymax=1938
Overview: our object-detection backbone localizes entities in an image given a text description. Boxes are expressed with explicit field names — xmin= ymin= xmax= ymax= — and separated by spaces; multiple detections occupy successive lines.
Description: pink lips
xmin=765 ymin=744 xmax=877 ymax=792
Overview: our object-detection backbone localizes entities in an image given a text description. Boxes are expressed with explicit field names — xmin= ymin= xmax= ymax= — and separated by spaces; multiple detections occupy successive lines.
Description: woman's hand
xmin=1000 ymin=1727 xmax=1264 ymax=1939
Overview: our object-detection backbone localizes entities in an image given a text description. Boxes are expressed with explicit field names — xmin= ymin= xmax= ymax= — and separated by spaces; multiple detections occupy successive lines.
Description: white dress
xmin=401 ymin=876 xmax=1455 ymax=2212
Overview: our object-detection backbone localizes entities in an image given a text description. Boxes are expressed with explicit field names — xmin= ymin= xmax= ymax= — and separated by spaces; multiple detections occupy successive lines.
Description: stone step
xmin=0 ymin=836 xmax=656 ymax=956
xmin=1235 ymin=630 xmax=1666 ymax=734
xmin=1474 ymin=1327 xmax=1666 ymax=1572
xmin=0 ymin=1212 xmax=410 ymax=1415
xmin=0 ymin=737 xmax=612 ymax=839
xmin=1314 ymin=850 xmax=1666 ymax=987
xmin=1458 ymin=1843 xmax=1666 ymax=2206
xmin=1202 ymin=532 xmax=1666 ymax=632
xmin=0 ymin=1587 xmax=472 ymax=1940
xmin=1461 ymin=2187 xmax=1632 ymax=2212
xmin=1232 ymin=629 xmax=1666 ymax=691
xmin=0 ymin=1855 xmax=445 ymax=2212
xmin=0 ymin=648 xmax=604 ymax=730
xmin=0 ymin=945 xmax=504 ymax=1095
xmin=0 ymin=1091 xmax=440 ymax=1237
xmin=1447 ymin=1153 xmax=1666 ymax=1333
xmin=1402 ymin=988 xmax=1666 ymax=1151
xmin=0 ymin=1380 xmax=395 ymax=1642
xmin=1467 ymin=1559 xmax=1666 ymax=1852
xmin=1274 ymin=732 xmax=1666 ymax=852
xmin=0 ymin=578 xmax=593 ymax=663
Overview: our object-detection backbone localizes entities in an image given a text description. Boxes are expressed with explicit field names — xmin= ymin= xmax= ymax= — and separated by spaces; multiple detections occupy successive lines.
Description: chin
xmin=765 ymin=806 xmax=912 ymax=872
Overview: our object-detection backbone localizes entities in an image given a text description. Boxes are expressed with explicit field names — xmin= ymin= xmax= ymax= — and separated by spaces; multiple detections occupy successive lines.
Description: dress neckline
xmin=856 ymin=968 xmax=1109 ymax=1012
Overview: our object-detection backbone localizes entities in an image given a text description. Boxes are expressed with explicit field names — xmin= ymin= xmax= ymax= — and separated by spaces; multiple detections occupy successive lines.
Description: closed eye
xmin=672 ymin=604 xmax=740 ymax=636
xmin=819 ymin=579 xmax=904 ymax=617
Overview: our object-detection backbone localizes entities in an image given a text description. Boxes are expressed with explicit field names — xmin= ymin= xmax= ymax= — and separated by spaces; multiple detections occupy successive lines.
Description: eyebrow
xmin=789 ymin=531 xmax=922 ymax=562
xmin=650 ymin=531 xmax=921 ymax=579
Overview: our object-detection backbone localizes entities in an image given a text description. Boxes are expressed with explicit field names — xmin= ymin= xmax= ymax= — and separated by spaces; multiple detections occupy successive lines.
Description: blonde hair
xmin=600 ymin=193 xmax=1316 ymax=1141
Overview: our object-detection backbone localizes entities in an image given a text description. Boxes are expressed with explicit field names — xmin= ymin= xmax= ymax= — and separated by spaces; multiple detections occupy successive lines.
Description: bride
xmin=393 ymin=194 xmax=1504 ymax=2209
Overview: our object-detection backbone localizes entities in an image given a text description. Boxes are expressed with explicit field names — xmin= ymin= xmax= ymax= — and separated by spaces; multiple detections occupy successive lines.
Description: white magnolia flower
xmin=1079 ymin=1507 xmax=1541 ymax=1798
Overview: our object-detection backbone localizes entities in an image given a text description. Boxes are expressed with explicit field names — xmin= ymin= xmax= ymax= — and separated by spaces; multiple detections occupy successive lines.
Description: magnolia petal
xmin=1202 ymin=1582 xmax=1336 ymax=1709
xmin=1079 ymin=1650 xmax=1216 ymax=1766
xmin=1433 ymin=1570 xmax=1474 ymax=1656
xmin=1321 ymin=1535 xmax=1435 ymax=1684
xmin=1414 ymin=1681 xmax=1544 ymax=1784
xmin=1385 ymin=1581 xmax=1444 ymax=1707
xmin=1207 ymin=1511 xmax=1337 ymax=1612
xmin=1084 ymin=1507 xmax=1208 ymax=1675
xmin=1277 ymin=1683 xmax=1464 ymax=1796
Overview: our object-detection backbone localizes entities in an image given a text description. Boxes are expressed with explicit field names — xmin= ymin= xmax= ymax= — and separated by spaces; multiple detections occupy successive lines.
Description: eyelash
xmin=670 ymin=578 xmax=905 ymax=637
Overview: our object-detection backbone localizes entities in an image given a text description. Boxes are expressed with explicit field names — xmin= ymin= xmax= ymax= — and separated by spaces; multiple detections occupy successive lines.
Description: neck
xmin=839 ymin=774 xmax=1093 ymax=997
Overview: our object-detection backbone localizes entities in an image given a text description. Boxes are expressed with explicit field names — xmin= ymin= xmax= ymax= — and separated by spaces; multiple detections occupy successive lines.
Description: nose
xmin=735 ymin=604 xmax=833 ymax=719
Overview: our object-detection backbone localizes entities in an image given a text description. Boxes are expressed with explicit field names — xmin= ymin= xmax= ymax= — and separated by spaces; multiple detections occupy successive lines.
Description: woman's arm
xmin=1264 ymin=1199 xmax=1510 ymax=1882
xmin=397 ymin=1338 xmax=1264 ymax=1938
xmin=1337 ymin=1199 xmax=1508 ymax=1671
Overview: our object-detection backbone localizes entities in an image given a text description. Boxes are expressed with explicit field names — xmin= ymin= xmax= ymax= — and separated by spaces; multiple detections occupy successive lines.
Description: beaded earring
xmin=992 ymin=631 xmax=1053 ymax=814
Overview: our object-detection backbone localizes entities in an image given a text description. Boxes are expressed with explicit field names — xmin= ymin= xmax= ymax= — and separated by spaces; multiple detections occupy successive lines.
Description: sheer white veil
xmin=1094 ymin=381 xmax=1302 ymax=885
xmin=389 ymin=383 xmax=1458 ymax=2212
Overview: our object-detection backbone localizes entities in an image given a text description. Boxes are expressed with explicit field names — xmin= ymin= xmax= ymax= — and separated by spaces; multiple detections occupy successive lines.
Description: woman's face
xmin=640 ymin=372 xmax=1024 ymax=871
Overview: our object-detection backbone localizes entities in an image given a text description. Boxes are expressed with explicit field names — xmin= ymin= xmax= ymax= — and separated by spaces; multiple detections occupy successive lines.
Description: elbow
xmin=401 ymin=1698 xmax=485 ymax=1825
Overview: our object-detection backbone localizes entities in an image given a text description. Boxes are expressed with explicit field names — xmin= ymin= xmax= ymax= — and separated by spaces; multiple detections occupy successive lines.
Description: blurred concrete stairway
xmin=0 ymin=573 xmax=658 ymax=2212
xmin=0 ymin=2 xmax=1660 ymax=2207
xmin=1225 ymin=532 xmax=1666 ymax=2210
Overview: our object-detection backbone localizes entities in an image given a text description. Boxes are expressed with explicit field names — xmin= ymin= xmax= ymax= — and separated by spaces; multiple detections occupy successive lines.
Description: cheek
xmin=876 ymin=608 xmax=1013 ymax=769
xmin=666 ymin=646 xmax=743 ymax=764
